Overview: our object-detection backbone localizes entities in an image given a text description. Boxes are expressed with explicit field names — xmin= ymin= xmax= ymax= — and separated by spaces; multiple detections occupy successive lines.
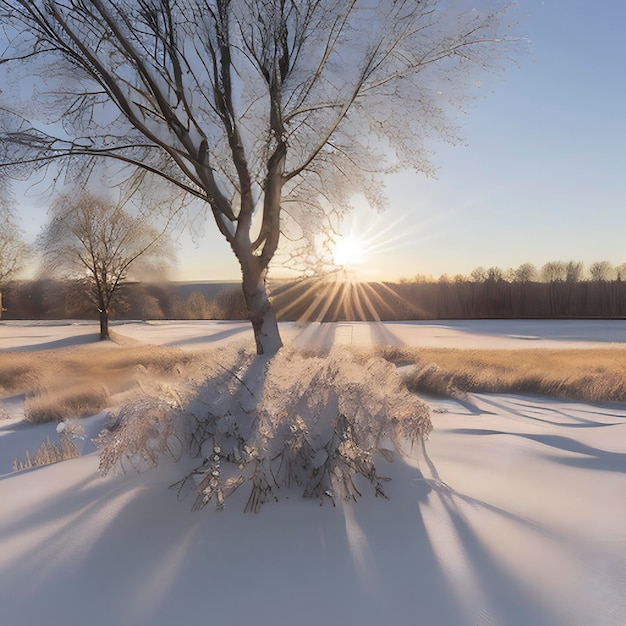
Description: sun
xmin=332 ymin=234 xmax=367 ymax=268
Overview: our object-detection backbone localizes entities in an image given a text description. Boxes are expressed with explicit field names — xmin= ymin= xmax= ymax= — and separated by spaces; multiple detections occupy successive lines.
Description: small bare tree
xmin=541 ymin=261 xmax=566 ymax=283
xmin=470 ymin=266 xmax=488 ymax=283
xmin=0 ymin=0 xmax=519 ymax=353
xmin=511 ymin=262 xmax=536 ymax=283
xmin=0 ymin=214 xmax=27 ymax=280
xmin=0 ymin=189 xmax=30 ymax=318
xmin=565 ymin=261 xmax=583 ymax=283
xmin=486 ymin=266 xmax=504 ymax=283
xmin=38 ymin=192 xmax=175 ymax=339
xmin=588 ymin=261 xmax=614 ymax=282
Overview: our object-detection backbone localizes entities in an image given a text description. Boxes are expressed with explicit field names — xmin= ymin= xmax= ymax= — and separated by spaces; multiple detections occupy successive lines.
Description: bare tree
xmin=0 ymin=0 xmax=519 ymax=353
xmin=540 ymin=261 xmax=567 ymax=316
xmin=470 ymin=266 xmax=487 ymax=283
xmin=565 ymin=261 xmax=583 ymax=283
xmin=541 ymin=261 xmax=566 ymax=283
xmin=38 ymin=191 xmax=175 ymax=339
xmin=511 ymin=262 xmax=536 ymax=283
xmin=0 ymin=190 xmax=30 ymax=317
xmin=588 ymin=261 xmax=614 ymax=282
xmin=0 ymin=214 xmax=27 ymax=283
xmin=486 ymin=266 xmax=504 ymax=283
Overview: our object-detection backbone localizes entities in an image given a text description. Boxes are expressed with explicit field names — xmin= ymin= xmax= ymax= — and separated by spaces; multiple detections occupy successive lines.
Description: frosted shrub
xmin=177 ymin=348 xmax=432 ymax=512
xmin=95 ymin=346 xmax=432 ymax=511
xmin=95 ymin=346 xmax=251 ymax=476
xmin=96 ymin=391 xmax=186 ymax=475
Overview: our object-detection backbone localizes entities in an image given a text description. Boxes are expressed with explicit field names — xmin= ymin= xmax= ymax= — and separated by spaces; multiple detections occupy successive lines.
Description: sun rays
xmin=270 ymin=266 xmax=429 ymax=324
xmin=270 ymin=208 xmax=430 ymax=323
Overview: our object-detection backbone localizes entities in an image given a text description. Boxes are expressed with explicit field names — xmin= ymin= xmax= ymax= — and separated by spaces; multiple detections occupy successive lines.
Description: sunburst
xmin=270 ymin=209 xmax=427 ymax=323
xmin=332 ymin=234 xmax=368 ymax=268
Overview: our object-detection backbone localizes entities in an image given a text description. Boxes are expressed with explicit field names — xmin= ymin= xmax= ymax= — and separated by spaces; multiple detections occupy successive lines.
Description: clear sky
xmin=14 ymin=1 xmax=626 ymax=282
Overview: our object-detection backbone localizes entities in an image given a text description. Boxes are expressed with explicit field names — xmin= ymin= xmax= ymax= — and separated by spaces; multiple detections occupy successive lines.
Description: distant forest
xmin=0 ymin=280 xmax=246 ymax=322
xmin=2 ymin=260 xmax=626 ymax=321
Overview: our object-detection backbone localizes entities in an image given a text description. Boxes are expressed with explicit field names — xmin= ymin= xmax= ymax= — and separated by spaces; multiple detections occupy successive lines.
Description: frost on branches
xmin=96 ymin=347 xmax=432 ymax=512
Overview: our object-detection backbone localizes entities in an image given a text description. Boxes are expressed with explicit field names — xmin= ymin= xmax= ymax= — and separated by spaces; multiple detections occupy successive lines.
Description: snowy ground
xmin=2 ymin=318 xmax=626 ymax=351
xmin=1 ymin=320 xmax=625 ymax=626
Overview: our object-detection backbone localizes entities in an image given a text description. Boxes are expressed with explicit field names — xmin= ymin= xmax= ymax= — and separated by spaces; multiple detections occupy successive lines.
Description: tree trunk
xmin=99 ymin=309 xmax=110 ymax=340
xmin=241 ymin=267 xmax=282 ymax=355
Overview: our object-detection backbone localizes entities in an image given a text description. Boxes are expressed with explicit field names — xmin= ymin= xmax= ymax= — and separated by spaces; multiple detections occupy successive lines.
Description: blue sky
xmin=15 ymin=1 xmax=626 ymax=282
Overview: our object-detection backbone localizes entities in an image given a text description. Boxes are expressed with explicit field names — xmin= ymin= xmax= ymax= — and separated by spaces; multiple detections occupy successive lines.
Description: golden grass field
xmin=0 ymin=345 xmax=203 ymax=423
xmin=378 ymin=346 xmax=626 ymax=403
xmin=1 ymin=344 xmax=625 ymax=426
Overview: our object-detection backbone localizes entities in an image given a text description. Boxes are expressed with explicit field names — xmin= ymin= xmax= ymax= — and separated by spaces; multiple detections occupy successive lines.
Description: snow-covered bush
xmin=96 ymin=346 xmax=432 ymax=512
xmin=56 ymin=418 xmax=85 ymax=441
xmin=95 ymin=345 xmax=249 ymax=476
xmin=96 ymin=396 xmax=185 ymax=475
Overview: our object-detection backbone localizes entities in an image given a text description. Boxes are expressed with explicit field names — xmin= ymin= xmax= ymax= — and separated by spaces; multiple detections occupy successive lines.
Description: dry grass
xmin=2 ymin=341 xmax=624 ymax=428
xmin=379 ymin=347 xmax=626 ymax=403
xmin=0 ymin=345 xmax=198 ymax=393
xmin=0 ymin=345 xmax=204 ymax=423
xmin=25 ymin=385 xmax=110 ymax=424
xmin=12 ymin=436 xmax=80 ymax=471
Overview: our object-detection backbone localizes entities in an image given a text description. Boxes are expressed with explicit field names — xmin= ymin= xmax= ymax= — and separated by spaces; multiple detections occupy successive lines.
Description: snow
xmin=3 ymin=318 xmax=624 ymax=351
xmin=1 ymin=319 xmax=625 ymax=626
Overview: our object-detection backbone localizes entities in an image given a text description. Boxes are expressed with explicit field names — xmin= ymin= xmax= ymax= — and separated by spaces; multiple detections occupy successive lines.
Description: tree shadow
xmin=465 ymin=394 xmax=626 ymax=429
xmin=292 ymin=322 xmax=337 ymax=355
xmin=500 ymin=394 xmax=626 ymax=421
xmin=6 ymin=332 xmax=101 ymax=352
xmin=410 ymin=441 xmax=583 ymax=625
xmin=431 ymin=319 xmax=625 ymax=344
xmin=445 ymin=394 xmax=626 ymax=475
xmin=0 ymin=458 xmax=170 ymax=625
xmin=443 ymin=427 xmax=626 ymax=475
xmin=164 ymin=325 xmax=250 ymax=347
xmin=370 ymin=321 xmax=404 ymax=346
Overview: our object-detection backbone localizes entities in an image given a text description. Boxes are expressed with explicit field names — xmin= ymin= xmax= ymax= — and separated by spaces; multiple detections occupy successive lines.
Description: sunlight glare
xmin=333 ymin=234 xmax=367 ymax=268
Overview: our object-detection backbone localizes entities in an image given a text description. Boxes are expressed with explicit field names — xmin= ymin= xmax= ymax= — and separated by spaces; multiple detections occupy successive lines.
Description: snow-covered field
xmin=1 ymin=320 xmax=625 ymax=626
xmin=3 ymin=318 xmax=626 ymax=351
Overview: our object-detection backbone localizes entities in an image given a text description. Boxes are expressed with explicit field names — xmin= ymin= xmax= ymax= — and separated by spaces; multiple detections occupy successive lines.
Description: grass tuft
xmin=12 ymin=435 xmax=80 ymax=472
xmin=25 ymin=385 xmax=110 ymax=423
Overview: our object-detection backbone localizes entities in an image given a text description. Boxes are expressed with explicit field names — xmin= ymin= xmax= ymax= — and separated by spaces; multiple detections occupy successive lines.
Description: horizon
xmin=11 ymin=259 xmax=626 ymax=286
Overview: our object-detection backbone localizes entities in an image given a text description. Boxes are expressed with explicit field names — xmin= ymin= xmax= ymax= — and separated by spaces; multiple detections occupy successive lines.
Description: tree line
xmin=268 ymin=264 xmax=626 ymax=321
xmin=391 ymin=266 xmax=626 ymax=320
xmin=1 ymin=280 xmax=248 ymax=322
xmin=4 ymin=257 xmax=625 ymax=323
